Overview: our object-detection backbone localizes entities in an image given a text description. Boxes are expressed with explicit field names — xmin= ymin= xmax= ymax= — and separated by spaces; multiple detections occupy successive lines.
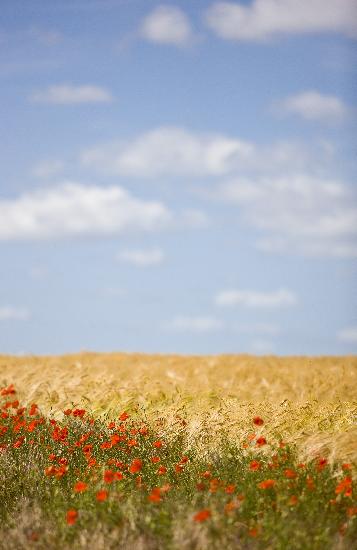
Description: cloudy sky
xmin=1 ymin=0 xmax=356 ymax=355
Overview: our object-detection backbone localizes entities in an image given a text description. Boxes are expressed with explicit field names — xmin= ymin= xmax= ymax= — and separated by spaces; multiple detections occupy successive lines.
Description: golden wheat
xmin=1 ymin=353 xmax=356 ymax=462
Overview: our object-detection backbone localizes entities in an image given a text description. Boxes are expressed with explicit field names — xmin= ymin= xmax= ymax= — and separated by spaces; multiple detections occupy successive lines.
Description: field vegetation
xmin=0 ymin=353 xmax=356 ymax=549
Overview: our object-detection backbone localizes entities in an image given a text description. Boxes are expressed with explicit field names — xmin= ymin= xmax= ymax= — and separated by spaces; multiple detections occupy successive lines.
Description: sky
xmin=0 ymin=0 xmax=356 ymax=355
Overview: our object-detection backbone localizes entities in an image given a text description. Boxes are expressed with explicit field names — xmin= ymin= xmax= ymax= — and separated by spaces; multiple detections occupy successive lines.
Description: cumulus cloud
xmin=0 ymin=182 xmax=171 ymax=241
xmin=117 ymin=247 xmax=164 ymax=267
xmin=165 ymin=316 xmax=224 ymax=332
xmin=80 ymin=126 xmax=312 ymax=178
xmin=215 ymin=288 xmax=297 ymax=307
xmin=31 ymin=84 xmax=113 ymax=104
xmin=140 ymin=5 xmax=194 ymax=46
xmin=0 ymin=306 xmax=30 ymax=321
xmin=337 ymin=326 xmax=357 ymax=343
xmin=218 ymin=175 xmax=357 ymax=258
xmin=204 ymin=0 xmax=357 ymax=42
xmin=278 ymin=91 xmax=348 ymax=121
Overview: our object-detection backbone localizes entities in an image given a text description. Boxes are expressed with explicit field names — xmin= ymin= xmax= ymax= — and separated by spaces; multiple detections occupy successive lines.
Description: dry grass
xmin=1 ymin=353 xmax=356 ymax=462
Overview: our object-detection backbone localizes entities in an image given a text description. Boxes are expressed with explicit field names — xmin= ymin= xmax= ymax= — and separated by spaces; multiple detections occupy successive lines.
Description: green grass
xmin=0 ymin=385 xmax=356 ymax=549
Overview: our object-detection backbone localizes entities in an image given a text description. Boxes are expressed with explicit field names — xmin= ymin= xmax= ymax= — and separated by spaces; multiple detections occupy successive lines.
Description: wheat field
xmin=1 ymin=353 xmax=356 ymax=463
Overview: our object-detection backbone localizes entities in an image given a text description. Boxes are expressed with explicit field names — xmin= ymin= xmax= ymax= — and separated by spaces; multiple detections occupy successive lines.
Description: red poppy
xmin=66 ymin=509 xmax=78 ymax=525
xmin=258 ymin=479 xmax=276 ymax=490
xmin=284 ymin=469 xmax=297 ymax=479
xmin=96 ymin=490 xmax=108 ymax=502
xmin=253 ymin=416 xmax=264 ymax=426
xmin=248 ymin=528 xmax=258 ymax=537
xmin=148 ymin=488 xmax=161 ymax=503
xmin=119 ymin=412 xmax=129 ymax=421
xmin=256 ymin=437 xmax=267 ymax=447
xmin=74 ymin=481 xmax=87 ymax=493
xmin=289 ymin=495 xmax=298 ymax=506
xmin=225 ymin=484 xmax=236 ymax=494
xmin=104 ymin=470 xmax=114 ymax=483
xmin=63 ymin=409 xmax=72 ymax=416
xmin=249 ymin=460 xmax=261 ymax=472
xmin=129 ymin=458 xmax=142 ymax=474
xmin=151 ymin=456 xmax=160 ymax=464
xmin=316 ymin=458 xmax=328 ymax=471
xmin=157 ymin=465 xmax=167 ymax=475
xmin=193 ymin=509 xmax=211 ymax=522
xmin=153 ymin=440 xmax=163 ymax=448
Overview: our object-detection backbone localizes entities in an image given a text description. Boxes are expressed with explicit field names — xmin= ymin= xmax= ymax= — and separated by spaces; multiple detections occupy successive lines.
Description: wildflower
xmin=253 ymin=416 xmax=264 ymax=426
xmin=193 ymin=509 xmax=211 ymax=522
xmin=347 ymin=507 xmax=357 ymax=517
xmin=157 ymin=465 xmax=167 ymax=475
xmin=1 ymin=384 xmax=16 ymax=396
xmin=151 ymin=456 xmax=160 ymax=464
xmin=180 ymin=455 xmax=189 ymax=464
xmin=127 ymin=439 xmax=137 ymax=447
xmin=249 ymin=460 xmax=261 ymax=472
xmin=148 ymin=488 xmax=161 ymax=503
xmin=63 ymin=409 xmax=72 ymax=416
xmin=342 ymin=463 xmax=351 ymax=471
xmin=196 ymin=482 xmax=206 ymax=491
xmin=13 ymin=437 xmax=25 ymax=448
xmin=129 ymin=458 xmax=142 ymax=474
xmin=74 ymin=481 xmax=87 ymax=493
xmin=202 ymin=470 xmax=211 ymax=479
xmin=258 ymin=479 xmax=276 ymax=490
xmin=225 ymin=484 xmax=236 ymax=494
xmin=209 ymin=478 xmax=220 ymax=493
xmin=96 ymin=490 xmax=108 ymax=502
xmin=153 ymin=440 xmax=163 ymax=448
xmin=119 ymin=412 xmax=129 ymax=421
xmin=108 ymin=421 xmax=116 ymax=429
xmin=29 ymin=404 xmax=38 ymax=416
xmin=66 ymin=509 xmax=78 ymax=526
xmin=175 ymin=464 xmax=184 ymax=473
xmin=335 ymin=476 xmax=352 ymax=496
xmin=284 ymin=469 xmax=297 ymax=479
xmin=316 ymin=458 xmax=328 ymax=472
xmin=248 ymin=528 xmax=258 ymax=537
xmin=114 ymin=471 xmax=124 ymax=481
xmin=139 ymin=426 xmax=148 ymax=436
xmin=297 ymin=463 xmax=306 ymax=469
xmin=256 ymin=437 xmax=267 ymax=447
xmin=289 ymin=495 xmax=298 ymax=506
xmin=73 ymin=409 xmax=85 ymax=418
xmin=104 ymin=470 xmax=114 ymax=483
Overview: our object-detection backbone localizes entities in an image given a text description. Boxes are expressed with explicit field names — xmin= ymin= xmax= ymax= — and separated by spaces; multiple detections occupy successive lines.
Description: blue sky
xmin=0 ymin=0 xmax=356 ymax=355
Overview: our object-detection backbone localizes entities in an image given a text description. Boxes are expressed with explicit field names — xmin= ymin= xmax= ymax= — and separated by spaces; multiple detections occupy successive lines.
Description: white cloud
xmin=215 ymin=288 xmax=297 ymax=307
xmin=279 ymin=91 xmax=348 ymax=121
xmin=165 ymin=315 xmax=224 ymax=332
xmin=205 ymin=0 xmax=357 ymax=42
xmin=337 ymin=326 xmax=357 ymax=343
xmin=218 ymin=175 xmax=357 ymax=258
xmin=140 ymin=5 xmax=194 ymax=46
xmin=117 ymin=247 xmax=164 ymax=267
xmin=32 ymin=160 xmax=64 ymax=179
xmin=0 ymin=182 xmax=171 ymax=241
xmin=31 ymin=84 xmax=113 ymax=104
xmin=80 ymin=126 xmax=282 ymax=178
xmin=0 ymin=306 xmax=30 ymax=321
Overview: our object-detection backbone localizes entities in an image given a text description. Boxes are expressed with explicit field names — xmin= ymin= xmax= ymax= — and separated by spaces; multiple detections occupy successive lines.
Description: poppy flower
xmin=249 ymin=460 xmax=261 ymax=472
xmin=119 ymin=412 xmax=129 ymax=421
xmin=342 ymin=463 xmax=351 ymax=471
xmin=202 ymin=470 xmax=211 ymax=479
xmin=284 ymin=469 xmax=297 ymax=479
xmin=148 ymin=488 xmax=161 ymax=503
xmin=289 ymin=495 xmax=298 ymax=506
xmin=175 ymin=464 xmax=184 ymax=473
xmin=66 ymin=509 xmax=78 ymax=525
xmin=157 ymin=465 xmax=167 ymax=475
xmin=347 ymin=507 xmax=357 ymax=517
xmin=153 ymin=440 xmax=163 ymax=448
xmin=151 ymin=456 xmax=160 ymax=464
xmin=129 ymin=458 xmax=142 ymax=474
xmin=193 ymin=509 xmax=211 ymax=522
xmin=224 ymin=500 xmax=239 ymax=514
xmin=63 ymin=409 xmax=72 ymax=416
xmin=248 ymin=528 xmax=258 ymax=537
xmin=225 ymin=484 xmax=236 ymax=494
xmin=74 ymin=481 xmax=87 ymax=493
xmin=96 ymin=490 xmax=108 ymax=502
xmin=335 ymin=477 xmax=352 ymax=495
xmin=104 ymin=470 xmax=114 ymax=483
xmin=180 ymin=455 xmax=189 ymax=464
xmin=253 ymin=416 xmax=264 ymax=426
xmin=316 ymin=458 xmax=328 ymax=471
xmin=256 ymin=437 xmax=267 ymax=447
xmin=258 ymin=479 xmax=276 ymax=490
xmin=196 ymin=482 xmax=206 ymax=491
xmin=127 ymin=439 xmax=137 ymax=447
